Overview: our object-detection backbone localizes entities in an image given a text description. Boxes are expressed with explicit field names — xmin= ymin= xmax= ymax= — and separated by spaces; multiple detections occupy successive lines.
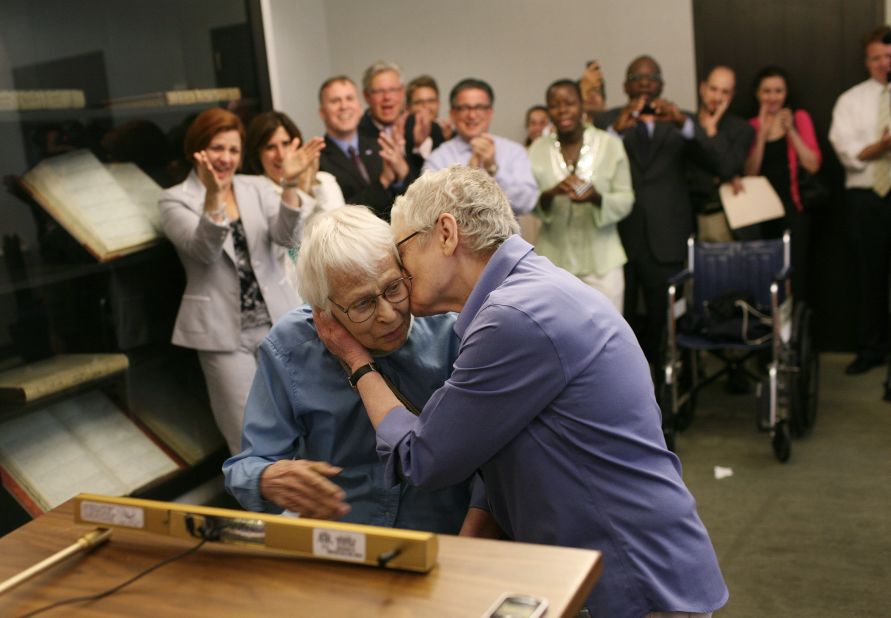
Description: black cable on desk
xmin=16 ymin=539 xmax=207 ymax=618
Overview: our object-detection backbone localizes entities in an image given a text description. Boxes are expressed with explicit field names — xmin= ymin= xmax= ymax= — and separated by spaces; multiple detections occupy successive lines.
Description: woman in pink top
xmin=744 ymin=65 xmax=822 ymax=301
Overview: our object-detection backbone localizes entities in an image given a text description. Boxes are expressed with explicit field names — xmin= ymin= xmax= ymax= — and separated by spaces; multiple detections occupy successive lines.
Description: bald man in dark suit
xmin=596 ymin=55 xmax=708 ymax=363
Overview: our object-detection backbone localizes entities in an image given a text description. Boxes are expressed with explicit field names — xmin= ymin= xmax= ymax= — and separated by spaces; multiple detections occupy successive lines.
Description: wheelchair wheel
xmin=657 ymin=382 xmax=678 ymax=452
xmin=673 ymin=350 xmax=698 ymax=431
xmin=772 ymin=419 xmax=791 ymax=462
xmin=663 ymin=425 xmax=676 ymax=452
xmin=790 ymin=303 xmax=819 ymax=436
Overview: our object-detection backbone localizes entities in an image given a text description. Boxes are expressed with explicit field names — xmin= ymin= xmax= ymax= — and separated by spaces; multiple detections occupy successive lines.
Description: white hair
xmin=391 ymin=165 xmax=519 ymax=255
xmin=297 ymin=206 xmax=399 ymax=311
xmin=362 ymin=60 xmax=403 ymax=93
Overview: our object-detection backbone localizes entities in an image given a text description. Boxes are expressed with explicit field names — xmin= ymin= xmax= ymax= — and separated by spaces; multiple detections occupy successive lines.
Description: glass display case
xmin=0 ymin=0 xmax=270 ymax=533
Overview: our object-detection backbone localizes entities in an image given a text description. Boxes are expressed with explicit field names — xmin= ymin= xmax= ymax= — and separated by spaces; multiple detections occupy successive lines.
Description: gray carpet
xmin=676 ymin=353 xmax=891 ymax=617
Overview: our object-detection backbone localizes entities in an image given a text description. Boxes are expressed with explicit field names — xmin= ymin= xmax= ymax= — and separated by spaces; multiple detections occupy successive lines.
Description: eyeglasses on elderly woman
xmin=328 ymin=276 xmax=413 ymax=323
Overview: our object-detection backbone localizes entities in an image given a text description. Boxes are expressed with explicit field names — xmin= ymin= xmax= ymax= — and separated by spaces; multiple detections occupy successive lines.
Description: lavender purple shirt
xmin=376 ymin=235 xmax=728 ymax=617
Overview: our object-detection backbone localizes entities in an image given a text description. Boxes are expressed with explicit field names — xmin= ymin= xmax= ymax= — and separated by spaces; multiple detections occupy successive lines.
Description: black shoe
xmin=845 ymin=354 xmax=884 ymax=375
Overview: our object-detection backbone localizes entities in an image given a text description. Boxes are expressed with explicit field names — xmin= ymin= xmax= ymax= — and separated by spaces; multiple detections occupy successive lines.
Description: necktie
xmin=874 ymin=86 xmax=891 ymax=198
xmin=635 ymin=120 xmax=651 ymax=160
xmin=348 ymin=146 xmax=371 ymax=184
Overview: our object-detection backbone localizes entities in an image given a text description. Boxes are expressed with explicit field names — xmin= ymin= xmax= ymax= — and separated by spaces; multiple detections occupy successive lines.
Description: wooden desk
xmin=0 ymin=500 xmax=601 ymax=617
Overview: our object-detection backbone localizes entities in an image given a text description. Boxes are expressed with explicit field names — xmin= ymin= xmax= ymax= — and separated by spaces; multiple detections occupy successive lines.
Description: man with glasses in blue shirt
xmin=425 ymin=78 xmax=538 ymax=216
xmin=223 ymin=205 xmax=470 ymax=533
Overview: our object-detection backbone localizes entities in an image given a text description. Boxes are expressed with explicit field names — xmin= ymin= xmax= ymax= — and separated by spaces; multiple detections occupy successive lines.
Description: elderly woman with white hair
xmin=223 ymin=205 xmax=470 ymax=532
xmin=315 ymin=166 xmax=728 ymax=618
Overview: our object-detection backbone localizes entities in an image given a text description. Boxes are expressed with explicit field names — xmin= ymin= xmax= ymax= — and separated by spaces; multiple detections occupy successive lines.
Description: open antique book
xmin=20 ymin=149 xmax=164 ymax=261
xmin=0 ymin=390 xmax=181 ymax=516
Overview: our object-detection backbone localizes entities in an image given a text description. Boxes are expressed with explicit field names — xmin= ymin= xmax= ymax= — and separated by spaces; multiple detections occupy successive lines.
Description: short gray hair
xmin=362 ymin=60 xmax=403 ymax=93
xmin=297 ymin=206 xmax=400 ymax=311
xmin=391 ymin=166 xmax=519 ymax=255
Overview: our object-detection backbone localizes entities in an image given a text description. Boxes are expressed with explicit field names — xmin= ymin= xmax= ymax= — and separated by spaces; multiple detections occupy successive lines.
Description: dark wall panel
xmin=693 ymin=0 xmax=884 ymax=350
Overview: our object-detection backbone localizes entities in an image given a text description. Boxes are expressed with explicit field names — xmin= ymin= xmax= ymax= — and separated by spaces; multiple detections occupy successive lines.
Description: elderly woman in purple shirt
xmin=314 ymin=165 xmax=727 ymax=618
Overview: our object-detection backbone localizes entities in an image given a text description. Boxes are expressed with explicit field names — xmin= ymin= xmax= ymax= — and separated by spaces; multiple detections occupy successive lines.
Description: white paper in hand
xmin=719 ymin=176 xmax=785 ymax=229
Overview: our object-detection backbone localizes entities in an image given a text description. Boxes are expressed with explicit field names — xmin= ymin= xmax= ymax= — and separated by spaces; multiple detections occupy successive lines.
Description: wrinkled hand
xmin=193 ymin=150 xmax=227 ymax=195
xmin=260 ymin=459 xmax=350 ymax=519
xmin=313 ymin=308 xmax=372 ymax=369
xmin=378 ymin=132 xmax=409 ymax=183
xmin=469 ymin=134 xmax=496 ymax=170
xmin=281 ymin=136 xmax=325 ymax=184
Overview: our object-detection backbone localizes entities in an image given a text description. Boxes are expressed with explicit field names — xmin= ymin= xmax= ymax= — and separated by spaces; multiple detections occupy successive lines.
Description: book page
xmin=719 ymin=176 xmax=786 ymax=229
xmin=0 ymin=391 xmax=178 ymax=511
xmin=55 ymin=391 xmax=179 ymax=491
xmin=21 ymin=150 xmax=160 ymax=259
xmin=107 ymin=163 xmax=163 ymax=232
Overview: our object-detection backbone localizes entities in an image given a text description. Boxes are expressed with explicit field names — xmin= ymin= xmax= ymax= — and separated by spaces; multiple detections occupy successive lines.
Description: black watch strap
xmin=347 ymin=362 xmax=378 ymax=389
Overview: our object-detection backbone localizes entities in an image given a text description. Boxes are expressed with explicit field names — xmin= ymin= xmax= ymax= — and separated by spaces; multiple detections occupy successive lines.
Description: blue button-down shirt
xmin=223 ymin=306 xmax=469 ymax=533
xmin=377 ymin=236 xmax=728 ymax=617
xmin=424 ymin=135 xmax=538 ymax=215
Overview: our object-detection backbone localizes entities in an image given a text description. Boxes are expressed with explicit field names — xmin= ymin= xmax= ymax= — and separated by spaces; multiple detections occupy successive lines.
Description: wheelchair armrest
xmin=667 ymin=269 xmax=693 ymax=287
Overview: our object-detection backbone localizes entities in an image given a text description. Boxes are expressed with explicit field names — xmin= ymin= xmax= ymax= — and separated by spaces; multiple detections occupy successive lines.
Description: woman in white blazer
xmin=159 ymin=108 xmax=322 ymax=454
xmin=245 ymin=111 xmax=345 ymax=293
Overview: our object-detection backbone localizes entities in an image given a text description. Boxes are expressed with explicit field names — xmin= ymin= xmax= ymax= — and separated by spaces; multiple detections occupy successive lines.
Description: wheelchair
xmin=658 ymin=232 xmax=819 ymax=462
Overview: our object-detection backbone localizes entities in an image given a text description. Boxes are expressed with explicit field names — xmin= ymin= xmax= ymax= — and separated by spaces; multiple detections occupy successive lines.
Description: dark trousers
xmin=624 ymin=243 xmax=683 ymax=364
xmin=761 ymin=204 xmax=811 ymax=304
xmin=846 ymin=188 xmax=891 ymax=360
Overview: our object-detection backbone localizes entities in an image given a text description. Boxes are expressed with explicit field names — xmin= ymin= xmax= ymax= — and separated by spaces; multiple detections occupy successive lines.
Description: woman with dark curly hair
xmin=744 ymin=66 xmax=821 ymax=300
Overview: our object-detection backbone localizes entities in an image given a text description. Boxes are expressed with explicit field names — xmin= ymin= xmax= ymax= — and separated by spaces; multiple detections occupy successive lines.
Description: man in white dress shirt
xmin=829 ymin=26 xmax=891 ymax=375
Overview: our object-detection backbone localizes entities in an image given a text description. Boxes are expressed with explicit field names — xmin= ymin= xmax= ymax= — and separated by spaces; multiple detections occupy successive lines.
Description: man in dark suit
xmin=688 ymin=65 xmax=756 ymax=242
xmin=318 ymin=75 xmax=408 ymax=220
xmin=358 ymin=61 xmax=438 ymax=186
xmin=595 ymin=55 xmax=705 ymax=363
xmin=689 ymin=65 xmax=758 ymax=394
